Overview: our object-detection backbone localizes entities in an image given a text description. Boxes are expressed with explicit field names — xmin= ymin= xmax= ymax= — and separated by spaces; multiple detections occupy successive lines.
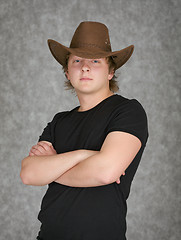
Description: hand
xmin=116 ymin=172 xmax=125 ymax=184
xmin=29 ymin=141 xmax=57 ymax=156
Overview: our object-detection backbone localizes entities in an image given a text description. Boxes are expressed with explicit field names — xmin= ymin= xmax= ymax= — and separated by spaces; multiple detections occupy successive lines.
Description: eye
xmin=93 ymin=60 xmax=99 ymax=63
xmin=74 ymin=59 xmax=80 ymax=63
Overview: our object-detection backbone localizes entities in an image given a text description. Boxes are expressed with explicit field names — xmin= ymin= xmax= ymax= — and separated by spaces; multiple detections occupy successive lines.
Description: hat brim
xmin=47 ymin=39 xmax=134 ymax=70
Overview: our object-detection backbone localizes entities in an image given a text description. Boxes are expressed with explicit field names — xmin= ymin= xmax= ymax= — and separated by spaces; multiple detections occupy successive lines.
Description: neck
xmin=76 ymin=90 xmax=114 ymax=112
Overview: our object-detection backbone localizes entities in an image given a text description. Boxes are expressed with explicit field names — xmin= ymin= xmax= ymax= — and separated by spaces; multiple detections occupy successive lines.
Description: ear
xmin=108 ymin=70 xmax=114 ymax=80
xmin=65 ymin=71 xmax=69 ymax=80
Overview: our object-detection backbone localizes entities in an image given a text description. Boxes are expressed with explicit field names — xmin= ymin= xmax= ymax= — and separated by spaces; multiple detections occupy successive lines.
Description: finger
xmin=29 ymin=152 xmax=35 ymax=156
xmin=30 ymin=146 xmax=44 ymax=155
xmin=29 ymin=145 xmax=37 ymax=151
xmin=29 ymin=147 xmax=40 ymax=156
xmin=40 ymin=141 xmax=52 ymax=146
xmin=30 ymin=148 xmax=39 ymax=155
xmin=50 ymin=144 xmax=56 ymax=152
xmin=116 ymin=178 xmax=120 ymax=184
xmin=38 ymin=141 xmax=56 ymax=154
xmin=29 ymin=146 xmax=37 ymax=153
xmin=32 ymin=144 xmax=46 ymax=154
xmin=37 ymin=141 xmax=52 ymax=152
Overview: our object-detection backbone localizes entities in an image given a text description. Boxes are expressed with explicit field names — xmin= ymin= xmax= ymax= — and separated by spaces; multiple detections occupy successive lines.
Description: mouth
xmin=80 ymin=77 xmax=93 ymax=81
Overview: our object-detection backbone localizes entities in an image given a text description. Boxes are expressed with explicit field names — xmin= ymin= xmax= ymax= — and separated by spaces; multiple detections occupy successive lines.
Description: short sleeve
xmin=38 ymin=112 xmax=64 ymax=143
xmin=106 ymin=99 xmax=149 ymax=147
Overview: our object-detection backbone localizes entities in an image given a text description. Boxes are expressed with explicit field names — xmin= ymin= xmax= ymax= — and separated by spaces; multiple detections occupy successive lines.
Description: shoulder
xmin=128 ymin=98 xmax=148 ymax=118
xmin=53 ymin=110 xmax=69 ymax=119
xmin=112 ymin=94 xmax=148 ymax=117
xmin=106 ymin=95 xmax=149 ymax=146
xmin=50 ymin=110 xmax=70 ymax=124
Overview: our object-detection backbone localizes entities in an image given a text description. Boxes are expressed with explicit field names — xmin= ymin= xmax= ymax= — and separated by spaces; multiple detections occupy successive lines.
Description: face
xmin=66 ymin=55 xmax=114 ymax=95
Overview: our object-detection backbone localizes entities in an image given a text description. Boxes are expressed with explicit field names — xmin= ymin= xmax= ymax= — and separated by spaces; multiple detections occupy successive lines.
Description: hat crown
xmin=70 ymin=21 xmax=112 ymax=52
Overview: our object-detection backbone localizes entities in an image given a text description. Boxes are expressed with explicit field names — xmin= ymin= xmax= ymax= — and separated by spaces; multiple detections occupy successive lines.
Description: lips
xmin=80 ymin=77 xmax=92 ymax=81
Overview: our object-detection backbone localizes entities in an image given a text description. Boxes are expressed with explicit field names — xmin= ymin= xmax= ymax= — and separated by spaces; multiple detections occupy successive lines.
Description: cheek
xmin=68 ymin=65 xmax=80 ymax=74
xmin=66 ymin=67 xmax=80 ymax=81
xmin=66 ymin=67 xmax=73 ymax=77
xmin=97 ymin=68 xmax=110 ymax=78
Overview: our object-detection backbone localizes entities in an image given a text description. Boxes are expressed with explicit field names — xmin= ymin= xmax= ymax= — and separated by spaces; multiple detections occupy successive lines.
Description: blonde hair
xmin=62 ymin=54 xmax=119 ymax=94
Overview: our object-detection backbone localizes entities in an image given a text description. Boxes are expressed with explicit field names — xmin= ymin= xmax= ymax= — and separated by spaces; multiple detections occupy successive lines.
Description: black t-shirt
xmin=37 ymin=94 xmax=149 ymax=240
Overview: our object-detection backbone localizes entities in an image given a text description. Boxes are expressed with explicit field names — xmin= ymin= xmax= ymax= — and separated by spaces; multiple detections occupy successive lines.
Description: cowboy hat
xmin=47 ymin=21 xmax=134 ymax=70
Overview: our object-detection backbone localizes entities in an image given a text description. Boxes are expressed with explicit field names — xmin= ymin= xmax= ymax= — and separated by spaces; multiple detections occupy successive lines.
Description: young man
xmin=20 ymin=21 xmax=149 ymax=240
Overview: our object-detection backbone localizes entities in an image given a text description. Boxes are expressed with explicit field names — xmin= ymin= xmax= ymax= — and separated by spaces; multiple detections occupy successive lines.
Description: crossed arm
xmin=20 ymin=131 xmax=141 ymax=187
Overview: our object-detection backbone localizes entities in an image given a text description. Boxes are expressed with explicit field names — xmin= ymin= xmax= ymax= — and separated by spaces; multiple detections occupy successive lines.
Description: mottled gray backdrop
xmin=0 ymin=0 xmax=180 ymax=239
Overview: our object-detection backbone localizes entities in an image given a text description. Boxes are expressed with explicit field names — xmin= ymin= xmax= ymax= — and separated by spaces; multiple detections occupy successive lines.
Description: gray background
xmin=0 ymin=0 xmax=180 ymax=239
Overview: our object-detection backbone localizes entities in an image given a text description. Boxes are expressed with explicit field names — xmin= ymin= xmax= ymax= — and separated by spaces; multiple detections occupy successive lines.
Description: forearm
xmin=55 ymin=152 xmax=113 ymax=187
xmin=20 ymin=149 xmax=87 ymax=186
xmin=57 ymin=131 xmax=139 ymax=188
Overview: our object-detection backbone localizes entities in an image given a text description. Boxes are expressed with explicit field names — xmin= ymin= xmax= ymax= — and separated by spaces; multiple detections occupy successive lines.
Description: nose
xmin=81 ymin=61 xmax=90 ymax=72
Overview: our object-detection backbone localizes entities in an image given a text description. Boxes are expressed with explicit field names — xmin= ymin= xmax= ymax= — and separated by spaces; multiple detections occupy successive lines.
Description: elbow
xmin=20 ymin=157 xmax=33 ymax=185
xmin=100 ymin=172 xmax=116 ymax=185
xmin=20 ymin=169 xmax=43 ymax=186
xmin=20 ymin=168 xmax=31 ymax=185
xmin=20 ymin=173 xmax=46 ymax=186
xmin=20 ymin=156 xmax=47 ymax=186
xmin=20 ymin=171 xmax=30 ymax=185
xmin=102 ymin=177 xmax=115 ymax=186
xmin=101 ymin=169 xmax=121 ymax=185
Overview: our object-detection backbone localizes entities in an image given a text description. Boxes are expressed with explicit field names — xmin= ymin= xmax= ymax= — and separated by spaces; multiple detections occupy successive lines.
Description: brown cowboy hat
xmin=47 ymin=21 xmax=134 ymax=70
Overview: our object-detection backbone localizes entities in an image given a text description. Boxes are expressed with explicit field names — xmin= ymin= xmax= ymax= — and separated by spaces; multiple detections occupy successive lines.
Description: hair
xmin=62 ymin=54 xmax=119 ymax=94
